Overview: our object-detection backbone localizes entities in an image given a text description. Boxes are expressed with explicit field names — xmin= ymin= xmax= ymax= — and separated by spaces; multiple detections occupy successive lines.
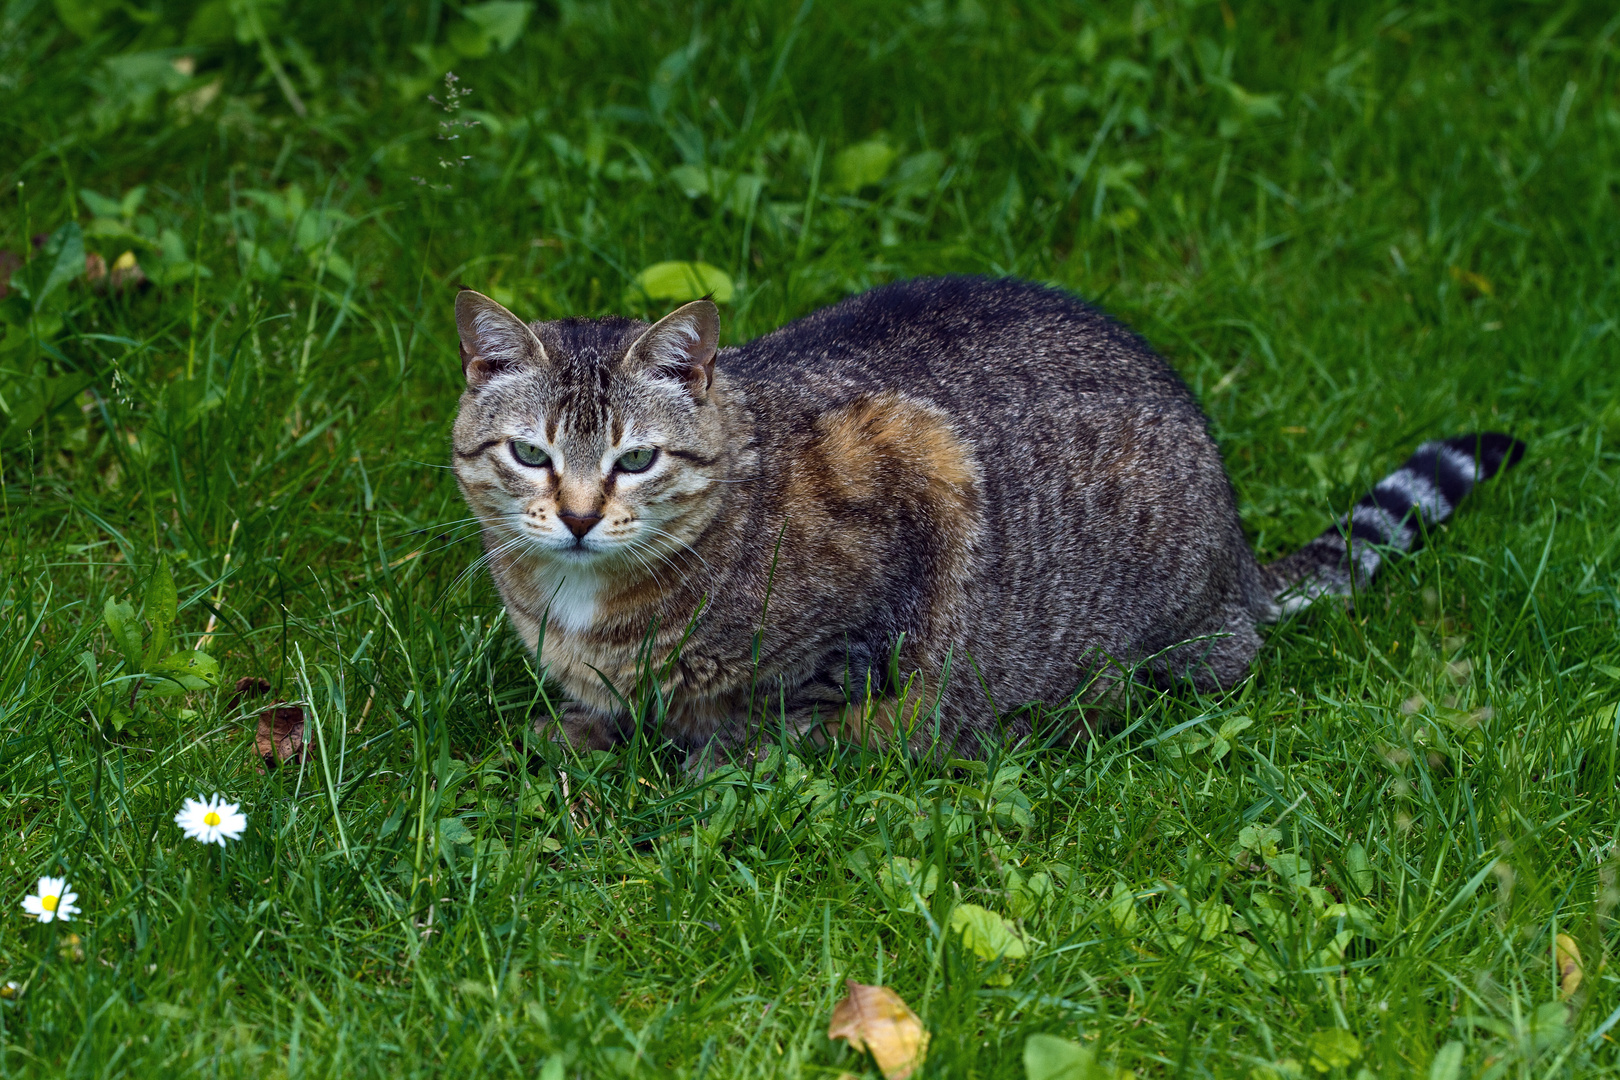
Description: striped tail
xmin=1266 ymin=432 xmax=1526 ymax=616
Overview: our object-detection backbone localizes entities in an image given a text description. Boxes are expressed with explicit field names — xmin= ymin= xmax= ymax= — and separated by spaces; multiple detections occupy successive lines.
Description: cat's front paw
xmin=681 ymin=739 xmax=772 ymax=781
xmin=535 ymin=705 xmax=621 ymax=753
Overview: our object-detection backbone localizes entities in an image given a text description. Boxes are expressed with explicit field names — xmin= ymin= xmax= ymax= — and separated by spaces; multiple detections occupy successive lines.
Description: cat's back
xmin=723 ymin=276 xmax=1191 ymax=406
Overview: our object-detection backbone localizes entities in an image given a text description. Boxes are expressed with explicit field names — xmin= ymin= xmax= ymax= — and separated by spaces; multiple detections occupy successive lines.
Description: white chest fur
xmin=539 ymin=571 xmax=600 ymax=633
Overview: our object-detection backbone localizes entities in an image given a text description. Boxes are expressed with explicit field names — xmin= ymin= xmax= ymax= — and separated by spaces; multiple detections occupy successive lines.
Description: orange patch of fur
xmin=814 ymin=392 xmax=978 ymax=501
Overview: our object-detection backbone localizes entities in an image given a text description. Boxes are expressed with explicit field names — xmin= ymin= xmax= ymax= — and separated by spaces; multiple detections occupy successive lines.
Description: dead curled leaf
xmin=827 ymin=980 xmax=929 ymax=1080
xmin=1555 ymin=933 xmax=1583 ymax=999
xmin=235 ymin=677 xmax=306 ymax=771
xmin=256 ymin=705 xmax=307 ymax=769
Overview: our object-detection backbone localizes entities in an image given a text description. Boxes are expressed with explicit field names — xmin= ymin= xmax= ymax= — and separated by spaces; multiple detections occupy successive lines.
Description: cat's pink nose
xmin=558 ymin=510 xmax=602 ymax=539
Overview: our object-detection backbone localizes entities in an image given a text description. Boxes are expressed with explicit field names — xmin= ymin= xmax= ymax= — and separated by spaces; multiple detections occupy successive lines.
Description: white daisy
xmin=174 ymin=794 xmax=247 ymax=845
xmin=21 ymin=876 xmax=79 ymax=923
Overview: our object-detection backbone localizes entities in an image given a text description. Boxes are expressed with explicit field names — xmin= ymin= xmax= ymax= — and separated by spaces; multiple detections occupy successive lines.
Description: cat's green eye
xmin=617 ymin=448 xmax=657 ymax=473
xmin=510 ymin=439 xmax=550 ymax=468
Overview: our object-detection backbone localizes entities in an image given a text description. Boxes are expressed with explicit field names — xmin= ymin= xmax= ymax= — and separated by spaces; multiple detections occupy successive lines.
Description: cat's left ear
xmin=623 ymin=300 xmax=720 ymax=403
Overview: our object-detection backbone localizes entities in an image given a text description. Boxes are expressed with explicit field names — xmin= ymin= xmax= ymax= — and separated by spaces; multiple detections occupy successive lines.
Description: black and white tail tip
xmin=1271 ymin=432 xmax=1526 ymax=614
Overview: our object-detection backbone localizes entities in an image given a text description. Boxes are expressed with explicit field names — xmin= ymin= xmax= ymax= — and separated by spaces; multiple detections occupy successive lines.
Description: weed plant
xmin=2 ymin=1 xmax=1619 ymax=1076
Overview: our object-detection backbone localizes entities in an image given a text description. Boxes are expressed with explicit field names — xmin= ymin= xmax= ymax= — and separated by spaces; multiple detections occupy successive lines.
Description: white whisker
xmin=636 ymin=524 xmax=712 ymax=574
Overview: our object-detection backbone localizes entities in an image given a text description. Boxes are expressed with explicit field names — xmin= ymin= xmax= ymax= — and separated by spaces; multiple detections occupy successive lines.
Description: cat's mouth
xmin=534 ymin=533 xmax=624 ymax=562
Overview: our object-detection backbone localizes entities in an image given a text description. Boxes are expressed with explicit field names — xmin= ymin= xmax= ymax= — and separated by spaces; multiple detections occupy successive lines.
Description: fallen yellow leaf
xmin=1555 ymin=933 xmax=1583 ymax=999
xmin=827 ymin=980 xmax=929 ymax=1080
xmin=1448 ymin=265 xmax=1495 ymax=296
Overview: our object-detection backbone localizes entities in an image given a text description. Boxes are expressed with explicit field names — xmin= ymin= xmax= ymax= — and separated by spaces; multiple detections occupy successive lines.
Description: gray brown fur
xmin=450 ymin=276 xmax=1523 ymax=761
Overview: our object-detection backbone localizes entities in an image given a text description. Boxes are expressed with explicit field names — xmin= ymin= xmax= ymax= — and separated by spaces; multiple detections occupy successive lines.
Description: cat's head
xmin=451 ymin=290 xmax=729 ymax=575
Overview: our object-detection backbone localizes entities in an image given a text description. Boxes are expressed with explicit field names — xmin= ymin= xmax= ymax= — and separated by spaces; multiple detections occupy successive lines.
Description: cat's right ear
xmin=455 ymin=289 xmax=547 ymax=388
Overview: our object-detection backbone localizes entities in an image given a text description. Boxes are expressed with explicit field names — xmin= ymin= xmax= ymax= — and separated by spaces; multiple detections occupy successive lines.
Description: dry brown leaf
xmin=1556 ymin=933 xmax=1583 ymax=999
xmin=238 ymin=674 xmax=305 ymax=772
xmin=827 ymin=980 xmax=929 ymax=1080
xmin=231 ymin=676 xmax=272 ymax=708
xmin=0 ymin=250 xmax=19 ymax=299
xmin=256 ymin=705 xmax=307 ymax=770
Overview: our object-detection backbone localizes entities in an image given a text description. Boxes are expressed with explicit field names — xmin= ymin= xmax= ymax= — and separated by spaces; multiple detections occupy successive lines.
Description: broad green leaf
xmin=79 ymin=188 xmax=124 ymax=218
xmin=1266 ymin=853 xmax=1312 ymax=888
xmin=1009 ymin=871 xmax=1055 ymax=919
xmin=1319 ymin=902 xmax=1380 ymax=938
xmin=1023 ymin=1033 xmax=1132 ymax=1080
xmin=120 ymin=186 xmax=148 ymax=218
xmin=1194 ymin=897 xmax=1231 ymax=940
xmin=1238 ymin=825 xmax=1282 ymax=857
xmin=695 ymin=787 xmax=740 ymax=848
xmin=1108 ymin=880 xmax=1137 ymax=932
xmin=908 ymin=805 xmax=973 ymax=842
xmin=630 ymin=261 xmax=735 ymax=304
xmin=1428 ymin=1042 xmax=1463 ymax=1080
xmin=949 ymin=903 xmax=1027 ymax=960
xmin=669 ymin=164 xmax=714 ymax=199
xmin=1528 ymin=1001 xmax=1568 ymax=1052
xmin=102 ymin=598 xmax=143 ymax=670
xmin=992 ymin=794 xmax=1034 ymax=828
xmin=34 ymin=222 xmax=86 ymax=307
xmin=1226 ymin=82 xmax=1283 ymax=120
xmin=1158 ymin=731 xmax=1209 ymax=759
xmin=144 ymin=650 xmax=220 ymax=696
xmin=877 ymin=856 xmax=938 ymax=899
xmin=648 ymin=44 xmax=698 ymax=115
xmin=1345 ymin=842 xmax=1374 ymax=894
xmin=438 ymin=816 xmax=476 ymax=847
xmin=1303 ymin=1029 xmax=1360 ymax=1072
xmin=142 ymin=556 xmax=178 ymax=668
xmin=143 ymin=556 xmax=178 ymax=633
xmin=833 ymin=140 xmax=898 ymax=191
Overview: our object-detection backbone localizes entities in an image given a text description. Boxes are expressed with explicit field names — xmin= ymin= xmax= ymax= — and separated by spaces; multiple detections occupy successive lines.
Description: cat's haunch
xmin=450 ymin=276 xmax=1523 ymax=764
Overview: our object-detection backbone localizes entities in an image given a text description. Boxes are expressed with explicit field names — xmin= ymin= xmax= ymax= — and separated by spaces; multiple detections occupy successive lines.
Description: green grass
xmin=3 ymin=0 xmax=1620 ymax=1076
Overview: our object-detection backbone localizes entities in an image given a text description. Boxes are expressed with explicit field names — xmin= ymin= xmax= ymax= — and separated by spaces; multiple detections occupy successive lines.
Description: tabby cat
xmin=450 ymin=276 xmax=1522 ymax=763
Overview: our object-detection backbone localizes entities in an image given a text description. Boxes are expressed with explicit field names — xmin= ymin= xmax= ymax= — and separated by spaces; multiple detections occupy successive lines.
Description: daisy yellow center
xmin=41 ymin=895 xmax=58 ymax=912
xmin=204 ymin=811 xmax=221 ymax=827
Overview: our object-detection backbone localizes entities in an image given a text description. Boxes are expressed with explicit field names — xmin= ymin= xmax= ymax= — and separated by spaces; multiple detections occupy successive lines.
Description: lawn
xmin=3 ymin=1 xmax=1619 ymax=1076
